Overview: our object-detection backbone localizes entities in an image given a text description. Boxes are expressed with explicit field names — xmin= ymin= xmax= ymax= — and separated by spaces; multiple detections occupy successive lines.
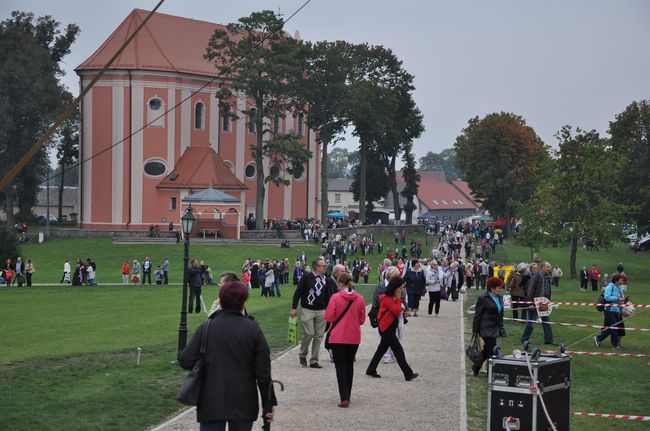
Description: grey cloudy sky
xmin=4 ymin=0 xmax=650 ymax=160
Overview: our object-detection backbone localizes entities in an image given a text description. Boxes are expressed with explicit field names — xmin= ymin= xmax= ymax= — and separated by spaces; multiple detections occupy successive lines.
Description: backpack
xmin=596 ymin=294 xmax=606 ymax=312
xmin=368 ymin=302 xmax=380 ymax=328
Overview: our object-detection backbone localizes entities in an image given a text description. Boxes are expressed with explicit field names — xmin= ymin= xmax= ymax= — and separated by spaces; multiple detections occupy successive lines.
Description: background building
xmin=75 ymin=9 xmax=320 ymax=236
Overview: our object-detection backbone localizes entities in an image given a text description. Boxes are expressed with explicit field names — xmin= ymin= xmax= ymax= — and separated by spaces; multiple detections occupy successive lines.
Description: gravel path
xmin=153 ymin=294 xmax=465 ymax=431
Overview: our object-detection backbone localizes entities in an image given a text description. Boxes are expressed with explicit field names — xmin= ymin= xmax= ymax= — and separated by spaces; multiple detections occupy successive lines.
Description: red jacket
xmin=377 ymin=294 xmax=403 ymax=332
xmin=121 ymin=263 xmax=130 ymax=275
xmin=588 ymin=267 xmax=601 ymax=281
xmin=324 ymin=290 xmax=366 ymax=344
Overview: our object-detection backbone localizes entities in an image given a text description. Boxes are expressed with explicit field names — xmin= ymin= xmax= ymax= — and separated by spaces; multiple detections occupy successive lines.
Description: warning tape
xmin=510 ymin=301 xmax=649 ymax=308
xmin=571 ymin=411 xmax=650 ymax=421
xmin=541 ymin=349 xmax=650 ymax=358
xmin=504 ymin=317 xmax=650 ymax=332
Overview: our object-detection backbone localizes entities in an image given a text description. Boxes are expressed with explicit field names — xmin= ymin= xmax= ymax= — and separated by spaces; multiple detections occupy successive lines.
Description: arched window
xmin=248 ymin=108 xmax=257 ymax=134
xmin=273 ymin=114 xmax=280 ymax=137
xmin=147 ymin=97 xmax=165 ymax=128
xmin=194 ymin=102 xmax=205 ymax=130
xmin=297 ymin=112 xmax=304 ymax=137
xmin=222 ymin=104 xmax=232 ymax=132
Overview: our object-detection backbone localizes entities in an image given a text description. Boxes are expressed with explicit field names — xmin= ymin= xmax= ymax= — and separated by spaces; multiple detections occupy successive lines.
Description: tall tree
xmin=327 ymin=147 xmax=352 ymax=178
xmin=454 ymin=112 xmax=547 ymax=235
xmin=517 ymin=127 xmax=629 ymax=278
xmin=346 ymin=44 xmax=414 ymax=223
xmin=54 ymin=94 xmax=79 ymax=220
xmin=351 ymin=145 xmax=389 ymax=214
xmin=400 ymin=142 xmax=420 ymax=224
xmin=0 ymin=11 xmax=79 ymax=224
xmin=609 ymin=100 xmax=650 ymax=231
xmin=300 ymin=41 xmax=351 ymax=223
xmin=418 ymin=148 xmax=461 ymax=180
xmin=205 ymin=11 xmax=310 ymax=229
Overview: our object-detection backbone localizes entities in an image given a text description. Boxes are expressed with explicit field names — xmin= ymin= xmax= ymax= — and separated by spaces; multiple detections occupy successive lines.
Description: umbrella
xmin=327 ymin=211 xmax=347 ymax=218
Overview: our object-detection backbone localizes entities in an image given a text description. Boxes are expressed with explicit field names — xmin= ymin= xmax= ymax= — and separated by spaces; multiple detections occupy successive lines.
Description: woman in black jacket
xmin=403 ymin=259 xmax=426 ymax=316
xmin=471 ymin=277 xmax=507 ymax=376
xmin=179 ymin=281 xmax=276 ymax=430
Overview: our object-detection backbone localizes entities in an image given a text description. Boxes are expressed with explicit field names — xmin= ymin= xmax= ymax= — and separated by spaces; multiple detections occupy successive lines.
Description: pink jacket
xmin=324 ymin=290 xmax=366 ymax=345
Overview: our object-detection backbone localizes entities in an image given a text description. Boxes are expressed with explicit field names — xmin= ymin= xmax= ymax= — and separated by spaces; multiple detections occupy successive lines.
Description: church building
xmin=75 ymin=9 xmax=321 ymax=237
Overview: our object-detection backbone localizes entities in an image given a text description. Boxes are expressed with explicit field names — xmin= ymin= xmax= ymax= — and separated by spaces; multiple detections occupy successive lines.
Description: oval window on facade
xmin=144 ymin=159 xmax=167 ymax=177
xmin=245 ymin=163 xmax=256 ymax=179
xmin=149 ymin=98 xmax=162 ymax=111
xmin=269 ymin=165 xmax=280 ymax=178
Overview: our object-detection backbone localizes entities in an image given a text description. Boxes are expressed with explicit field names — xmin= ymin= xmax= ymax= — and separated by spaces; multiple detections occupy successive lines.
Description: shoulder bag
xmin=465 ymin=334 xmax=482 ymax=364
xmin=324 ymin=301 xmax=354 ymax=350
xmin=177 ymin=315 xmax=214 ymax=406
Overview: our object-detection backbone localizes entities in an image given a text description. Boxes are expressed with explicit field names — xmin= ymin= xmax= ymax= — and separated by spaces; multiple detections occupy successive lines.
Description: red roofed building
xmin=75 ymin=9 xmax=320 ymax=237
xmin=415 ymin=171 xmax=479 ymax=222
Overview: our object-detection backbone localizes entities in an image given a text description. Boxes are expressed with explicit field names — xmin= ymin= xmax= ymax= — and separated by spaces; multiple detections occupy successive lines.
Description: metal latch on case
xmin=492 ymin=373 xmax=509 ymax=386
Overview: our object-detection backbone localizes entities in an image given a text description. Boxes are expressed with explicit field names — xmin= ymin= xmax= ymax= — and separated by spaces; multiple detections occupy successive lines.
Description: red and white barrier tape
xmin=571 ymin=411 xmax=650 ymax=421
xmin=504 ymin=317 xmax=650 ymax=332
xmin=510 ymin=301 xmax=649 ymax=308
xmin=541 ymin=349 xmax=650 ymax=358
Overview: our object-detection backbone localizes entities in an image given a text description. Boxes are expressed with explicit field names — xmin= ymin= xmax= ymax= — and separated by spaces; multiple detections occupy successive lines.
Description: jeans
xmin=428 ymin=291 xmax=441 ymax=315
xmin=407 ymin=290 xmax=421 ymax=310
xmin=510 ymin=295 xmax=527 ymax=321
xmin=299 ymin=308 xmax=326 ymax=364
xmin=163 ymin=270 xmax=168 ymax=285
xmin=480 ymin=275 xmax=487 ymax=290
xmin=331 ymin=343 xmax=359 ymax=401
xmin=596 ymin=310 xmax=621 ymax=347
xmin=366 ymin=325 xmax=414 ymax=379
xmin=521 ymin=308 xmax=554 ymax=344
xmin=199 ymin=421 xmax=253 ymax=431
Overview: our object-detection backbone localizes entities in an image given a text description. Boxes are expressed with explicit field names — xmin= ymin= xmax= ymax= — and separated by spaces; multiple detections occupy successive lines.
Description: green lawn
xmin=0 ymin=236 xmax=384 ymax=430
xmin=464 ymin=242 xmax=650 ymax=431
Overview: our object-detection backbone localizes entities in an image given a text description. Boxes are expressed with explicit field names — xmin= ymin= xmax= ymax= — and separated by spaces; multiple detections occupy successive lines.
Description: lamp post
xmin=177 ymin=206 xmax=196 ymax=357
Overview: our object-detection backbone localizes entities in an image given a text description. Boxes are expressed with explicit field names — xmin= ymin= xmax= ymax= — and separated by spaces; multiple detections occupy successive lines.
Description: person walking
xmin=290 ymin=257 xmax=335 ymax=368
xmin=551 ymin=266 xmax=563 ymax=288
xmin=365 ymin=277 xmax=419 ymax=381
xmin=263 ymin=263 xmax=275 ymax=298
xmin=443 ymin=261 xmax=461 ymax=301
xmin=60 ymin=259 xmax=71 ymax=284
xmin=479 ymin=259 xmax=489 ymax=289
xmin=594 ymin=274 xmax=625 ymax=350
xmin=121 ymin=260 xmax=130 ymax=285
xmin=179 ymin=281 xmax=276 ymax=430
xmin=520 ymin=262 xmax=556 ymax=346
xmin=506 ymin=263 xmax=528 ymax=321
xmin=403 ymin=259 xmax=425 ymax=317
xmin=324 ymin=272 xmax=366 ymax=408
xmin=425 ymin=260 xmax=443 ymax=317
xmin=25 ymin=259 xmax=35 ymax=286
xmin=188 ymin=259 xmax=203 ymax=314
xmin=579 ymin=266 xmax=588 ymax=292
xmin=471 ymin=277 xmax=507 ymax=376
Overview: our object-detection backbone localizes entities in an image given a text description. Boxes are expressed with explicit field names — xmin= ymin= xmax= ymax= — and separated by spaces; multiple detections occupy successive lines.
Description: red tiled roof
xmin=416 ymin=171 xmax=478 ymax=210
xmin=450 ymin=180 xmax=481 ymax=207
xmin=157 ymin=147 xmax=246 ymax=190
xmin=76 ymin=9 xmax=227 ymax=76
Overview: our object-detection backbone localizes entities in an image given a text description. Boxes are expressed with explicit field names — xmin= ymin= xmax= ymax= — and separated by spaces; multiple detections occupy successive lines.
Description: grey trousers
xmin=299 ymin=308 xmax=326 ymax=365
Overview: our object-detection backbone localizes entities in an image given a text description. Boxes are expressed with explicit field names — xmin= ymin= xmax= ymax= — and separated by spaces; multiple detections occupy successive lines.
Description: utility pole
xmin=46 ymin=165 xmax=50 ymax=237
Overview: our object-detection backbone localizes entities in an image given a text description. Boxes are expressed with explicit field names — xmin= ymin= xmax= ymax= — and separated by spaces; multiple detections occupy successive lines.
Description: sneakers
xmin=405 ymin=373 xmax=419 ymax=381
xmin=593 ymin=337 xmax=600 ymax=348
xmin=310 ymin=362 xmax=323 ymax=369
xmin=299 ymin=357 xmax=307 ymax=367
xmin=612 ymin=345 xmax=623 ymax=350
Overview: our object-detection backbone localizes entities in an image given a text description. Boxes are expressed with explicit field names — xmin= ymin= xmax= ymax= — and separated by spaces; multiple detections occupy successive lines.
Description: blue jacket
xmin=604 ymin=282 xmax=623 ymax=313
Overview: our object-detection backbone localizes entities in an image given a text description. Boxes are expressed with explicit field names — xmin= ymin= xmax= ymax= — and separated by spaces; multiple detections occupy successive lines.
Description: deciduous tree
xmin=205 ymin=11 xmax=310 ymax=229
xmin=400 ymin=142 xmax=420 ymax=224
xmin=608 ymin=100 xmax=650 ymax=231
xmin=454 ymin=112 xmax=547 ymax=235
xmin=418 ymin=148 xmax=461 ymax=180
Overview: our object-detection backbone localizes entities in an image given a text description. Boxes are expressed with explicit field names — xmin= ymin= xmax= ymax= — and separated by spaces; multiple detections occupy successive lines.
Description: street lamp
xmin=177 ymin=206 xmax=196 ymax=357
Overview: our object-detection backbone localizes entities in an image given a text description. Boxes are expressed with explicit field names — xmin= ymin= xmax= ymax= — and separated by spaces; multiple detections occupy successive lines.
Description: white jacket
xmin=424 ymin=266 xmax=442 ymax=292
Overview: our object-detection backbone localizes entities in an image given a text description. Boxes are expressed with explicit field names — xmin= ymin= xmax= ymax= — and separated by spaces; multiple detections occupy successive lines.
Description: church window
xmin=147 ymin=97 xmax=164 ymax=128
xmin=194 ymin=102 xmax=205 ymax=130
xmin=273 ymin=114 xmax=280 ymax=137
xmin=245 ymin=162 xmax=256 ymax=179
xmin=144 ymin=159 xmax=167 ymax=178
xmin=297 ymin=112 xmax=304 ymax=137
xmin=248 ymin=108 xmax=257 ymax=134
xmin=222 ymin=104 xmax=232 ymax=132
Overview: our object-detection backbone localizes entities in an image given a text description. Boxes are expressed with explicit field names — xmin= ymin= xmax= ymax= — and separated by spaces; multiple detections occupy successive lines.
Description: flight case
xmin=487 ymin=353 xmax=571 ymax=431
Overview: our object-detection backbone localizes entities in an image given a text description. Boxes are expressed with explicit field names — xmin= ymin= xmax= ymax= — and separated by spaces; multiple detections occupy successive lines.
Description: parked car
xmin=629 ymin=233 xmax=650 ymax=251
xmin=35 ymin=215 xmax=58 ymax=222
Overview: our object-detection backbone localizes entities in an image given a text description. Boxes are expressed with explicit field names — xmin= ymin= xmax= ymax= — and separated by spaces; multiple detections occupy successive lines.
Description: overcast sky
xmin=3 ymin=0 xmax=649 ymax=161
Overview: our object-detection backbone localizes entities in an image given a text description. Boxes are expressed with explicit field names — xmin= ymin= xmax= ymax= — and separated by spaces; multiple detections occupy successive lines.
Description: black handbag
xmin=324 ymin=301 xmax=353 ymax=350
xmin=177 ymin=316 xmax=214 ymax=406
xmin=465 ymin=334 xmax=482 ymax=364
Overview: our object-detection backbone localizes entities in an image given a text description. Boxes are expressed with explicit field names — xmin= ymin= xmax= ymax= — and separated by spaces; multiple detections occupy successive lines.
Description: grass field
xmin=0 ymin=235 xmax=387 ymax=431
xmin=463 ymin=242 xmax=650 ymax=431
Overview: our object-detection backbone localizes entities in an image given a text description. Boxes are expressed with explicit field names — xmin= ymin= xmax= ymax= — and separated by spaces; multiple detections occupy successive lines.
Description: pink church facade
xmin=75 ymin=9 xmax=320 ymax=236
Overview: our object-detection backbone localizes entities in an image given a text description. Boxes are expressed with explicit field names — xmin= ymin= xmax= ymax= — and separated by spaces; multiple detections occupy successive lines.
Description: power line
xmin=5 ymin=0 xmax=314 ymax=200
